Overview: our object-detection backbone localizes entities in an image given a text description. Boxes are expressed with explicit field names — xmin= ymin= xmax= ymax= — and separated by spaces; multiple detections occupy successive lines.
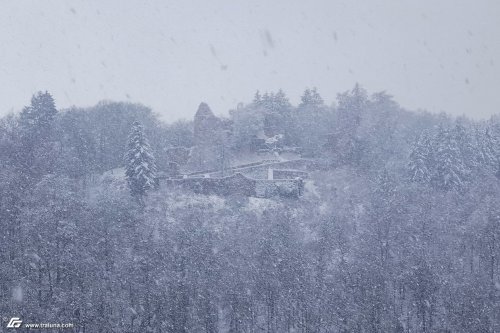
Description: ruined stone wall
xmin=254 ymin=179 xmax=304 ymax=198
xmin=158 ymin=173 xmax=303 ymax=198
xmin=159 ymin=173 xmax=256 ymax=197
xmin=272 ymin=169 xmax=308 ymax=179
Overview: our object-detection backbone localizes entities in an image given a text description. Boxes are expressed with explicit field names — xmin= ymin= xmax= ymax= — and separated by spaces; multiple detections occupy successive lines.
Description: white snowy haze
xmin=0 ymin=0 xmax=499 ymax=119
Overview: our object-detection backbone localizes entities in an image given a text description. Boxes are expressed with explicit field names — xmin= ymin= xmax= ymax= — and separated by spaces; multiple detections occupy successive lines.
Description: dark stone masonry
xmin=158 ymin=172 xmax=304 ymax=199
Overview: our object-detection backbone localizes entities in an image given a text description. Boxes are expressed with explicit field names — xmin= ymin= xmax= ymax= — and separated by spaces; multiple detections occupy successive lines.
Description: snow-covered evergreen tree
xmin=124 ymin=121 xmax=157 ymax=204
xmin=337 ymin=83 xmax=368 ymax=129
xmin=299 ymin=87 xmax=324 ymax=108
xmin=253 ymin=90 xmax=262 ymax=106
xmin=433 ymin=126 xmax=468 ymax=191
xmin=19 ymin=91 xmax=57 ymax=139
xmin=452 ymin=122 xmax=477 ymax=171
xmin=408 ymin=130 xmax=433 ymax=183
xmin=17 ymin=91 xmax=58 ymax=180
xmin=260 ymin=89 xmax=291 ymax=113
xmin=476 ymin=127 xmax=499 ymax=170
xmin=333 ymin=83 xmax=368 ymax=166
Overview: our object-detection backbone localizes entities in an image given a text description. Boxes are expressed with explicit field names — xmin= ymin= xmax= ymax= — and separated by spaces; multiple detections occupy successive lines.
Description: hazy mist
xmin=1 ymin=0 xmax=499 ymax=120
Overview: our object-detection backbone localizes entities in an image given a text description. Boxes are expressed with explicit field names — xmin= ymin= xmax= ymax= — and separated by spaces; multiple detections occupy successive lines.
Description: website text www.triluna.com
xmin=23 ymin=322 xmax=74 ymax=329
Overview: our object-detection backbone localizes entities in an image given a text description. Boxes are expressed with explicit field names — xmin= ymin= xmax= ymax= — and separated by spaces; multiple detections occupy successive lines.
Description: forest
xmin=0 ymin=85 xmax=499 ymax=332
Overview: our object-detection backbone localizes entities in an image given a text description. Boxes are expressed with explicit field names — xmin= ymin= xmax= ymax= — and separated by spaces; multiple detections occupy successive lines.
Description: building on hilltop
xmin=194 ymin=102 xmax=219 ymax=146
xmin=156 ymin=102 xmax=322 ymax=198
xmin=188 ymin=102 xmax=232 ymax=173
xmin=193 ymin=102 xmax=232 ymax=146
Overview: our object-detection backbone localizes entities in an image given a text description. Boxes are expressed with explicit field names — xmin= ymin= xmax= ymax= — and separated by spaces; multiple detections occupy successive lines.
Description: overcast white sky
xmin=1 ymin=0 xmax=499 ymax=121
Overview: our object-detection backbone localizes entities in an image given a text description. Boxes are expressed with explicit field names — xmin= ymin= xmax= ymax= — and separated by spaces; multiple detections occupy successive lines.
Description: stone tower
xmin=193 ymin=102 xmax=221 ymax=146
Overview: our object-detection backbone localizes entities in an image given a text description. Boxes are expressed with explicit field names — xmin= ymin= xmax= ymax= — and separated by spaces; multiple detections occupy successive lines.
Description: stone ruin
xmin=157 ymin=102 xmax=315 ymax=198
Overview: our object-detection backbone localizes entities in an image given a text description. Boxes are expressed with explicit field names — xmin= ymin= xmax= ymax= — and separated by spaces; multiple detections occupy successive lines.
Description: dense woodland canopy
xmin=0 ymin=86 xmax=499 ymax=332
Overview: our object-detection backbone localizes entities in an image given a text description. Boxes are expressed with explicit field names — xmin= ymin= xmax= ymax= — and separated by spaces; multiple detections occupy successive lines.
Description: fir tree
xmin=19 ymin=91 xmax=57 ymax=140
xmin=433 ymin=126 xmax=468 ymax=191
xmin=333 ymin=83 xmax=368 ymax=166
xmin=253 ymin=90 xmax=262 ymax=106
xmin=299 ymin=87 xmax=324 ymax=108
xmin=337 ymin=83 xmax=368 ymax=129
xmin=260 ymin=89 xmax=291 ymax=113
xmin=371 ymin=169 xmax=398 ymax=265
xmin=476 ymin=127 xmax=499 ymax=170
xmin=124 ymin=121 xmax=157 ymax=205
xmin=274 ymin=89 xmax=291 ymax=111
xmin=408 ymin=130 xmax=433 ymax=184
xmin=452 ymin=122 xmax=477 ymax=171
xmin=301 ymin=88 xmax=312 ymax=107
xmin=17 ymin=91 xmax=58 ymax=179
